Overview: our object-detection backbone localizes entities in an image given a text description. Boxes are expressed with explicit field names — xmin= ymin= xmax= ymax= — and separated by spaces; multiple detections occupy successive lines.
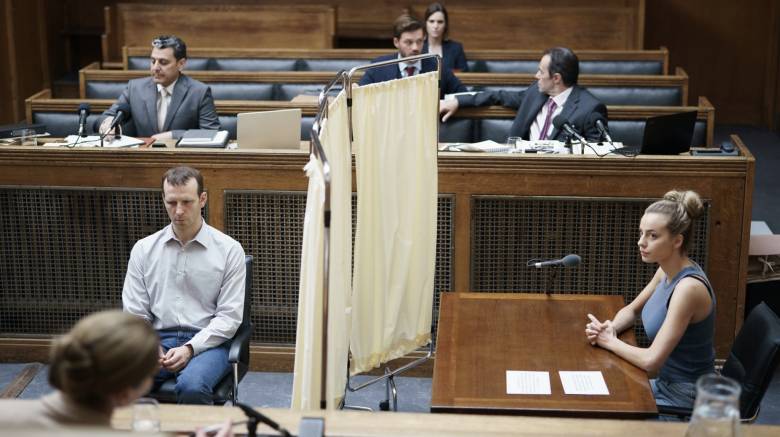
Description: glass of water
xmin=506 ymin=136 xmax=521 ymax=153
xmin=132 ymin=397 xmax=160 ymax=432
xmin=686 ymin=374 xmax=741 ymax=437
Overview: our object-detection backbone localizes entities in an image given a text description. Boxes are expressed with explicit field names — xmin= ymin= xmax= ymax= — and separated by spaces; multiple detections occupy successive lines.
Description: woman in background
xmin=585 ymin=190 xmax=715 ymax=409
xmin=423 ymin=2 xmax=468 ymax=72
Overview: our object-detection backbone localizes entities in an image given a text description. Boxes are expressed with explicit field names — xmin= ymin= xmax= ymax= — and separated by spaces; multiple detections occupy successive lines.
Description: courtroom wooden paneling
xmin=0 ymin=0 xmax=49 ymax=124
xmin=0 ymin=137 xmax=754 ymax=372
xmin=645 ymin=0 xmax=780 ymax=125
xmin=122 ymin=46 xmax=670 ymax=74
xmin=101 ymin=3 xmax=337 ymax=63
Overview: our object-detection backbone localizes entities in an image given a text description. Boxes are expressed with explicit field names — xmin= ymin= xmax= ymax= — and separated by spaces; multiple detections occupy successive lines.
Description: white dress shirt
xmin=398 ymin=55 xmax=423 ymax=78
xmin=530 ymin=86 xmax=573 ymax=141
xmin=122 ymin=219 xmax=245 ymax=355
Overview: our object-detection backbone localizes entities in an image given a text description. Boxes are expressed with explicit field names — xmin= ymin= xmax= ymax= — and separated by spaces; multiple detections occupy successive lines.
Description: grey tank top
xmin=641 ymin=263 xmax=715 ymax=383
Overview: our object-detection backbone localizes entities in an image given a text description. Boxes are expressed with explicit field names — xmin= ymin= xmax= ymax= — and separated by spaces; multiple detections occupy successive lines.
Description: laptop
xmin=637 ymin=110 xmax=698 ymax=155
xmin=237 ymin=109 xmax=302 ymax=150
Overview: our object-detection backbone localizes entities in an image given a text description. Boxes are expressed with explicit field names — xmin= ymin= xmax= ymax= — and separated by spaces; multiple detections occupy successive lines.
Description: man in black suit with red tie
xmin=439 ymin=47 xmax=608 ymax=142
xmin=358 ymin=14 xmax=465 ymax=97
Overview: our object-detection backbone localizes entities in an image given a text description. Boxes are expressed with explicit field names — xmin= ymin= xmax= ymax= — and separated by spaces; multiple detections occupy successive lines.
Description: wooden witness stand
xmin=431 ymin=293 xmax=657 ymax=418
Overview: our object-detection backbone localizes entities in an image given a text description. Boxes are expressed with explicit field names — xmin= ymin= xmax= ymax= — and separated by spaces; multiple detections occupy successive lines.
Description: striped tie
xmin=539 ymin=98 xmax=558 ymax=141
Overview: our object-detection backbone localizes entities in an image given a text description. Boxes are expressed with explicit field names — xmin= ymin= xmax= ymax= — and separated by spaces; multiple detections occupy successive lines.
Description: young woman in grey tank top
xmin=584 ymin=190 xmax=715 ymax=408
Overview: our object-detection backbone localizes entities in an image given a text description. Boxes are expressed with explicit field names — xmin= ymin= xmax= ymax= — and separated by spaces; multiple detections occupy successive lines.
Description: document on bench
xmin=506 ymin=371 xmax=551 ymax=395
xmin=446 ymin=140 xmax=512 ymax=153
xmin=55 ymin=135 xmax=145 ymax=148
xmin=558 ymin=371 xmax=610 ymax=395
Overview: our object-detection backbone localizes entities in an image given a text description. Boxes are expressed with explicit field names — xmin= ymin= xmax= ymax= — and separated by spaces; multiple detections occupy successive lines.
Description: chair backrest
xmin=721 ymin=302 xmax=780 ymax=419
xmin=242 ymin=255 xmax=254 ymax=329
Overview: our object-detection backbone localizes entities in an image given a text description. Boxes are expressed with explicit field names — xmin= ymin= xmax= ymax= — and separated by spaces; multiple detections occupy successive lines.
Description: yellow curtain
xmin=291 ymin=93 xmax=352 ymax=409
xmin=349 ymin=73 xmax=439 ymax=374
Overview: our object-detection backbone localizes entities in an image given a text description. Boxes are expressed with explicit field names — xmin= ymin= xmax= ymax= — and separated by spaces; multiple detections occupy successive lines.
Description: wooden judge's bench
xmin=0 ymin=137 xmax=754 ymax=373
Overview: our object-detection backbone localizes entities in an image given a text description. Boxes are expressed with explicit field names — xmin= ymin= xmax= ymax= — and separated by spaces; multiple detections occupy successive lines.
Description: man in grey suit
xmin=439 ymin=47 xmax=607 ymax=142
xmin=97 ymin=35 xmax=220 ymax=140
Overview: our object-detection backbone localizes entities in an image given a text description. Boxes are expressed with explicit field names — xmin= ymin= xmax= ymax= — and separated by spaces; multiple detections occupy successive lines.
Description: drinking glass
xmin=686 ymin=374 xmax=741 ymax=437
xmin=506 ymin=136 xmax=521 ymax=153
xmin=132 ymin=397 xmax=161 ymax=432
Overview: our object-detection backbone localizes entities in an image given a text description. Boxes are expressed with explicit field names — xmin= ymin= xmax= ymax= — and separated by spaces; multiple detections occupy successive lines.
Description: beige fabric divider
xmin=291 ymin=92 xmax=353 ymax=409
xmin=349 ymin=73 xmax=439 ymax=374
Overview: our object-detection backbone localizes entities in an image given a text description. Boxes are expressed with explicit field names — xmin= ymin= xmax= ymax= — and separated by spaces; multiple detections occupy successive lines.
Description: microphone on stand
xmin=531 ymin=254 xmax=582 ymax=269
xmin=77 ymin=103 xmax=91 ymax=137
xmin=553 ymin=116 xmax=588 ymax=154
xmin=235 ymin=402 xmax=292 ymax=437
xmin=100 ymin=103 xmax=131 ymax=142
xmin=595 ymin=118 xmax=614 ymax=146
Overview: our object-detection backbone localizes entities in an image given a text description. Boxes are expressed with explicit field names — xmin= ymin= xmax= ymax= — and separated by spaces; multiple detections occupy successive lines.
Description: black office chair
xmin=151 ymin=255 xmax=254 ymax=405
xmin=659 ymin=301 xmax=780 ymax=421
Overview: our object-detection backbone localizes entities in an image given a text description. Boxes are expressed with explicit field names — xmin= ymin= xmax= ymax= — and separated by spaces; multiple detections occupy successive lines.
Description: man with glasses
xmin=97 ymin=35 xmax=220 ymax=140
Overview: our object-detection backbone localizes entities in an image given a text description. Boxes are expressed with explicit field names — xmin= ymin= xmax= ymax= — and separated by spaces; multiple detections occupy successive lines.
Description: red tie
xmin=405 ymin=66 xmax=416 ymax=77
xmin=539 ymin=98 xmax=558 ymax=141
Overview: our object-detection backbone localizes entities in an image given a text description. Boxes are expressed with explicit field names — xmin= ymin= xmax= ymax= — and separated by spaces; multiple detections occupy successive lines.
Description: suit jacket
xmin=358 ymin=54 xmax=466 ymax=97
xmin=423 ymin=39 xmax=469 ymax=72
xmin=456 ymin=82 xmax=608 ymax=141
xmin=97 ymin=74 xmax=220 ymax=139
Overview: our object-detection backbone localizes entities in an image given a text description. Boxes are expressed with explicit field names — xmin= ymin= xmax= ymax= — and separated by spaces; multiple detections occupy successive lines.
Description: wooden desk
xmin=431 ymin=293 xmax=657 ymax=418
xmin=108 ymin=404 xmax=780 ymax=437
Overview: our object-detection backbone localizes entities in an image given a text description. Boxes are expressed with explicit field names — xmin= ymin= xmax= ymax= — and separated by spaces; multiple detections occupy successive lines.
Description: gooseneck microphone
xmin=531 ymin=254 xmax=582 ymax=268
xmin=77 ymin=103 xmax=91 ymax=137
xmin=100 ymin=102 xmax=131 ymax=140
xmin=552 ymin=116 xmax=588 ymax=146
xmin=595 ymin=118 xmax=613 ymax=145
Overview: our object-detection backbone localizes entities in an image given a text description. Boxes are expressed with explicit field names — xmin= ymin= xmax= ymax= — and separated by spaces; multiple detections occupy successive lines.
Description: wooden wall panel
xmin=0 ymin=0 xmax=16 ymax=124
xmin=645 ymin=0 xmax=780 ymax=126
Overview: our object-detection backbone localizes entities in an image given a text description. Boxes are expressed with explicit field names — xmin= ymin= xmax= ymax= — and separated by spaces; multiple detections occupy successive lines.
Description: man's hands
xmin=160 ymin=344 xmax=194 ymax=372
xmin=585 ymin=313 xmax=617 ymax=349
xmin=152 ymin=131 xmax=173 ymax=141
xmin=439 ymin=98 xmax=459 ymax=122
xmin=98 ymin=117 xmax=122 ymax=140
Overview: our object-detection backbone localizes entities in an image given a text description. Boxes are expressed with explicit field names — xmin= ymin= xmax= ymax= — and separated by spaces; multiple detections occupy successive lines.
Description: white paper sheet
xmin=506 ymin=371 xmax=551 ymax=395
xmin=558 ymin=371 xmax=610 ymax=395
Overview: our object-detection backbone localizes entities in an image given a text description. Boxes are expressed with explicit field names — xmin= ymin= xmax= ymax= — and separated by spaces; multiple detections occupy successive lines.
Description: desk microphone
xmin=100 ymin=103 xmax=131 ymax=140
xmin=553 ymin=116 xmax=588 ymax=150
xmin=235 ymin=402 xmax=291 ymax=437
xmin=595 ymin=118 xmax=613 ymax=145
xmin=77 ymin=103 xmax=90 ymax=137
xmin=532 ymin=254 xmax=581 ymax=268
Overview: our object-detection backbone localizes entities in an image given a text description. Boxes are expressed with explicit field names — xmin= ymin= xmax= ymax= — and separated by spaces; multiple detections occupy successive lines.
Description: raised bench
xmin=101 ymin=3 xmax=337 ymax=65
xmin=79 ymin=65 xmax=689 ymax=107
xmin=27 ymin=90 xmax=714 ymax=147
xmin=123 ymin=47 xmax=669 ymax=75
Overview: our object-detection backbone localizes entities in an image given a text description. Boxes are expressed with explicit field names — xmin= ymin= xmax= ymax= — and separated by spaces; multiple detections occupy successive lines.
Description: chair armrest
xmin=228 ymin=323 xmax=252 ymax=364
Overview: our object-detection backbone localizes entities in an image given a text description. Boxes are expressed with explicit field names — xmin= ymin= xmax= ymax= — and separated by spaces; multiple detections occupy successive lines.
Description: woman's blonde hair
xmin=48 ymin=310 xmax=159 ymax=407
xmin=645 ymin=189 xmax=705 ymax=253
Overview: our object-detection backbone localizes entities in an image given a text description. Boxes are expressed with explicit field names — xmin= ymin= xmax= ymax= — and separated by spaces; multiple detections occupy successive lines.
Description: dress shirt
xmin=398 ymin=55 xmax=423 ymax=78
xmin=156 ymin=79 xmax=177 ymax=132
xmin=529 ymin=86 xmax=573 ymax=141
xmin=123 ymin=219 xmax=245 ymax=355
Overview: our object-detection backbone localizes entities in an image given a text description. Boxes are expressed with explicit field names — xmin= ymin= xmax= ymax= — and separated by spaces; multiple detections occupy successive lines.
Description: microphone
xmin=235 ymin=402 xmax=292 ymax=437
xmin=101 ymin=103 xmax=131 ymax=140
xmin=77 ymin=103 xmax=90 ymax=137
xmin=552 ymin=116 xmax=588 ymax=146
xmin=532 ymin=254 xmax=581 ymax=268
xmin=595 ymin=118 xmax=613 ymax=145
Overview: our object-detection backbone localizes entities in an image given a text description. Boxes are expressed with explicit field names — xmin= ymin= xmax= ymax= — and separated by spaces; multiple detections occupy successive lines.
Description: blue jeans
xmin=651 ymin=378 xmax=696 ymax=409
xmin=155 ymin=329 xmax=232 ymax=405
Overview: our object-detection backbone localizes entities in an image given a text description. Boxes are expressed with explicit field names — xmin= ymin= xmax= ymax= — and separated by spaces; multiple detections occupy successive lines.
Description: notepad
xmin=506 ymin=371 xmax=551 ymax=395
xmin=559 ymin=371 xmax=609 ymax=395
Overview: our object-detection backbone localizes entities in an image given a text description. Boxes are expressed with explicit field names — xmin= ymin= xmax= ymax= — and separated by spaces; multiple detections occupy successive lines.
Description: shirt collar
xmin=163 ymin=217 xmax=210 ymax=248
xmin=397 ymin=54 xmax=422 ymax=75
xmin=551 ymin=86 xmax=573 ymax=108
xmin=156 ymin=78 xmax=177 ymax=96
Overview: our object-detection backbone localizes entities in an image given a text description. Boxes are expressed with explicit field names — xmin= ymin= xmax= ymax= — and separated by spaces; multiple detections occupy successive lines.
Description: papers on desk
xmin=54 ymin=135 xmax=145 ymax=148
xmin=559 ymin=371 xmax=610 ymax=395
xmin=505 ymin=370 xmax=609 ymax=395
xmin=444 ymin=140 xmax=513 ymax=153
xmin=506 ymin=371 xmax=551 ymax=395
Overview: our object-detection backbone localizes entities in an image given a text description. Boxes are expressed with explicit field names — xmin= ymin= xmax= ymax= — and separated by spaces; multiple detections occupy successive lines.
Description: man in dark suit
xmin=359 ymin=15 xmax=465 ymax=97
xmin=440 ymin=47 xmax=607 ymax=142
xmin=97 ymin=35 xmax=220 ymax=140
